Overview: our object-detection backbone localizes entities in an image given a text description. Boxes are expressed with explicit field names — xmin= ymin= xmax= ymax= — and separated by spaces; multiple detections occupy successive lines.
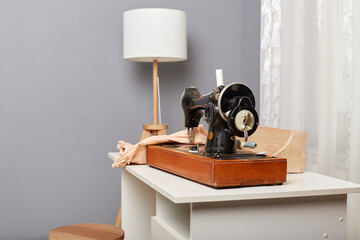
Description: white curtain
xmin=261 ymin=0 xmax=360 ymax=238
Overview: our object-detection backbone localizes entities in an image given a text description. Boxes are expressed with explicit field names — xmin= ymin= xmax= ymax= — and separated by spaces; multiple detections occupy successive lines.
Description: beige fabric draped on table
xmin=112 ymin=126 xmax=207 ymax=168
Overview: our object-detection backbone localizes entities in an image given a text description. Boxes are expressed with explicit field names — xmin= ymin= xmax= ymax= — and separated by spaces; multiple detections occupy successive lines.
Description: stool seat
xmin=49 ymin=223 xmax=124 ymax=240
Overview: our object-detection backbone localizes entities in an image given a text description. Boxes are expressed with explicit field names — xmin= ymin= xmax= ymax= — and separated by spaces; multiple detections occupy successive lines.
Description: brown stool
xmin=49 ymin=207 xmax=124 ymax=240
xmin=49 ymin=223 xmax=124 ymax=240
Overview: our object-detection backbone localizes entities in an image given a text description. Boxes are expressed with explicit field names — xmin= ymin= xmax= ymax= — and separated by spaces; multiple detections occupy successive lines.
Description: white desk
xmin=108 ymin=153 xmax=360 ymax=240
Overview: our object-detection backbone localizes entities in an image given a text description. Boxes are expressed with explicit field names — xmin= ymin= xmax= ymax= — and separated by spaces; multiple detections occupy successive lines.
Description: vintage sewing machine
xmin=147 ymin=70 xmax=287 ymax=188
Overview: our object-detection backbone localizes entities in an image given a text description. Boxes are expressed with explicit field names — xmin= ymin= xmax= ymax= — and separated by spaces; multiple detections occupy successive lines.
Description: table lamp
xmin=123 ymin=8 xmax=187 ymax=140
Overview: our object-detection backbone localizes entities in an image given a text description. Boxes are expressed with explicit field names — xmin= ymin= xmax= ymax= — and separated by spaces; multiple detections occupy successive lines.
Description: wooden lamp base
xmin=140 ymin=124 xmax=168 ymax=140
xmin=139 ymin=59 xmax=168 ymax=141
xmin=138 ymin=60 xmax=168 ymax=140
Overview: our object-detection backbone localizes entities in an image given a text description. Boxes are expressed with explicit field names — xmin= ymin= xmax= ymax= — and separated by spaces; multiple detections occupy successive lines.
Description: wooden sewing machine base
xmin=147 ymin=144 xmax=287 ymax=188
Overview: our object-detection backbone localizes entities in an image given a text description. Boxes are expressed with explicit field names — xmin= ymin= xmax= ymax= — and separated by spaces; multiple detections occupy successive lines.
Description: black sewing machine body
xmin=181 ymin=82 xmax=259 ymax=156
xmin=147 ymin=81 xmax=287 ymax=188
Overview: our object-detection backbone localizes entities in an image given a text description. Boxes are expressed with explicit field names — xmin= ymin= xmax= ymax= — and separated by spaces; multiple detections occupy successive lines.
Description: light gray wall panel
xmin=0 ymin=0 xmax=260 ymax=239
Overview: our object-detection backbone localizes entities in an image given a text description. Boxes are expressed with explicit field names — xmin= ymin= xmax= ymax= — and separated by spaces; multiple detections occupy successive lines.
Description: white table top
xmin=109 ymin=152 xmax=360 ymax=204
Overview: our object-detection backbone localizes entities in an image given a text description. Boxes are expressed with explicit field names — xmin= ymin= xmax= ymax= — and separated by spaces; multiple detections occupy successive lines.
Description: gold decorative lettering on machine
xmin=147 ymin=70 xmax=287 ymax=188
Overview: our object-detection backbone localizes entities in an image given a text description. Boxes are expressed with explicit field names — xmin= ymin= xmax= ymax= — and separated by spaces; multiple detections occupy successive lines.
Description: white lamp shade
xmin=123 ymin=8 xmax=187 ymax=62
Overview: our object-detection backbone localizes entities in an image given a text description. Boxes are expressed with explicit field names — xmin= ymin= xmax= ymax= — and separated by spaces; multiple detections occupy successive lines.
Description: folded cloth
xmin=112 ymin=125 xmax=208 ymax=168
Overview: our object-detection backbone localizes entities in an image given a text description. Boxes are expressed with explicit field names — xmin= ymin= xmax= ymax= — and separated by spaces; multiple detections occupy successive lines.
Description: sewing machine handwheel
xmin=227 ymin=106 xmax=259 ymax=137
xmin=218 ymin=83 xmax=256 ymax=121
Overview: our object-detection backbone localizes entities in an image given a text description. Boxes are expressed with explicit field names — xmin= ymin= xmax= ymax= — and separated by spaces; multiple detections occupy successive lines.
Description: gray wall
xmin=0 ymin=1 xmax=260 ymax=239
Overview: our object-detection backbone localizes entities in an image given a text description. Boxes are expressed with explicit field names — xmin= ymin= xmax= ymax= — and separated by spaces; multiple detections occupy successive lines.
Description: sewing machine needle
xmin=188 ymin=128 xmax=194 ymax=143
